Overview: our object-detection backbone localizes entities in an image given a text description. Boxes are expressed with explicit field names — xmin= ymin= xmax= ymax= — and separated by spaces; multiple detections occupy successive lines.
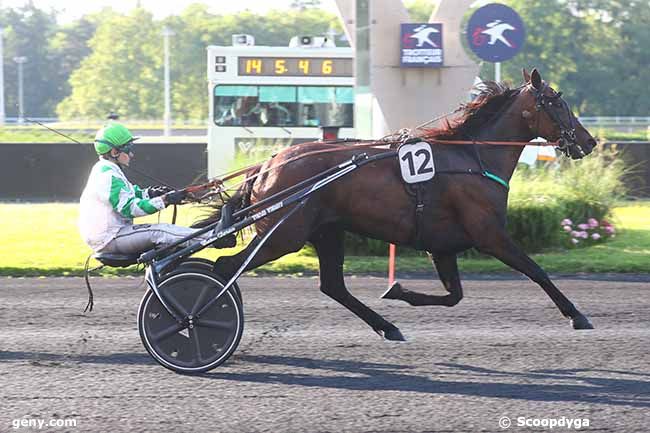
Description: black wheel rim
xmin=140 ymin=271 xmax=242 ymax=372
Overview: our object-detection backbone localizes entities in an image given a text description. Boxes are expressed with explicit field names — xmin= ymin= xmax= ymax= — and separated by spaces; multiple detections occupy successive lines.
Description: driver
xmin=79 ymin=122 xmax=235 ymax=255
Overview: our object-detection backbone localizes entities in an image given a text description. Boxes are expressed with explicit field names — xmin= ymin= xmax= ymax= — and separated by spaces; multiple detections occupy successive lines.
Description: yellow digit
xmin=275 ymin=59 xmax=287 ymax=74
xmin=322 ymin=59 xmax=332 ymax=74
xmin=246 ymin=59 xmax=262 ymax=74
xmin=298 ymin=59 xmax=310 ymax=74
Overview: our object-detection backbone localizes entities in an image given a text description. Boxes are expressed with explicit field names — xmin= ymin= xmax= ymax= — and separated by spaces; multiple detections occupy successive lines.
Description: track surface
xmin=2 ymin=276 xmax=649 ymax=432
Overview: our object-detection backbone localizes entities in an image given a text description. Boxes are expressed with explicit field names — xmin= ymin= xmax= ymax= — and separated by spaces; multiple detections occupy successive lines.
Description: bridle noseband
xmin=532 ymin=83 xmax=585 ymax=157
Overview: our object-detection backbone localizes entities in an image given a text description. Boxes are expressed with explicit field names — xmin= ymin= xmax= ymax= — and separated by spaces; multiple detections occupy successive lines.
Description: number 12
xmin=401 ymin=149 xmax=433 ymax=176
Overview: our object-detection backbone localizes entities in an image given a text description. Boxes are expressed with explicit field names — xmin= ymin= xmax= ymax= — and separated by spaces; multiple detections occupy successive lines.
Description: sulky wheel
xmin=175 ymin=257 xmax=242 ymax=303
xmin=138 ymin=268 xmax=244 ymax=374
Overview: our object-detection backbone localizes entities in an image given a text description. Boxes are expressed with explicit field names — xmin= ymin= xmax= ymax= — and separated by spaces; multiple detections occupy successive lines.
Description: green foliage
xmin=506 ymin=147 xmax=626 ymax=252
xmin=57 ymin=8 xmax=164 ymax=119
xmin=1 ymin=1 xmax=649 ymax=119
xmin=488 ymin=0 xmax=650 ymax=116
xmin=405 ymin=0 xmax=436 ymax=21
xmin=0 ymin=4 xmax=59 ymax=116
xmin=54 ymin=6 xmax=343 ymax=120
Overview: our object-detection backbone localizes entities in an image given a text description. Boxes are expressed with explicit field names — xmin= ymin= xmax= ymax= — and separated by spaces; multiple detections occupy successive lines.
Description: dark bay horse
xmin=209 ymin=69 xmax=597 ymax=340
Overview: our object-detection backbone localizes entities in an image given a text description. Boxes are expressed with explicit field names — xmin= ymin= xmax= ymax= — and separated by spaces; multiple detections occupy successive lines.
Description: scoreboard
xmin=238 ymin=57 xmax=353 ymax=77
xmin=208 ymin=45 xmax=353 ymax=84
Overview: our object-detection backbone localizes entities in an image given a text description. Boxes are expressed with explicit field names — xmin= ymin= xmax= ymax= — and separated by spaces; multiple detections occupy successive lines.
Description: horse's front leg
xmin=382 ymin=253 xmax=463 ymax=307
xmin=472 ymin=226 xmax=593 ymax=330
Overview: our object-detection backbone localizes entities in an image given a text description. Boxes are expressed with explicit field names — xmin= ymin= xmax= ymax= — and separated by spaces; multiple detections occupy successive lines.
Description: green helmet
xmin=94 ymin=122 xmax=135 ymax=155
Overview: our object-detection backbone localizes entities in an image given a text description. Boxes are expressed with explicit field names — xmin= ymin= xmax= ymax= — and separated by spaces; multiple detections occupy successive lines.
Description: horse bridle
xmin=532 ymin=82 xmax=585 ymax=157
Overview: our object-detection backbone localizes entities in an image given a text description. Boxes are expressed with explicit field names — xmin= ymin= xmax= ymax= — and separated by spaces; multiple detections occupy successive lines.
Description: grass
xmin=0 ymin=201 xmax=648 ymax=277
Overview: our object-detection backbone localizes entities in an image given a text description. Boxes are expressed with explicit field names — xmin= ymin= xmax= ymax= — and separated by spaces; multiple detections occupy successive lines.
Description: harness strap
xmin=483 ymin=171 xmax=510 ymax=190
xmin=413 ymin=183 xmax=427 ymax=250
xmin=83 ymin=254 xmax=104 ymax=313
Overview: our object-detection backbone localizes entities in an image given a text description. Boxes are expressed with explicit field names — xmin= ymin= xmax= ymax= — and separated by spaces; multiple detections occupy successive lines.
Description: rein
xmin=184 ymin=137 xmax=560 ymax=200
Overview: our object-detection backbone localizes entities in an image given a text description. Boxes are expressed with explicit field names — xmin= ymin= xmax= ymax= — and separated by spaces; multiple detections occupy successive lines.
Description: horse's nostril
xmin=588 ymin=139 xmax=597 ymax=150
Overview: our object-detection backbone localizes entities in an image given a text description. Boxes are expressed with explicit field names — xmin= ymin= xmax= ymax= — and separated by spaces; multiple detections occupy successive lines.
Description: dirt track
xmin=1 ymin=276 xmax=649 ymax=432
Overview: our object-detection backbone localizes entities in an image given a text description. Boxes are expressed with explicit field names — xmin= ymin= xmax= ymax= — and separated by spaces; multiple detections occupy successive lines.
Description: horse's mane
xmin=419 ymin=81 xmax=519 ymax=140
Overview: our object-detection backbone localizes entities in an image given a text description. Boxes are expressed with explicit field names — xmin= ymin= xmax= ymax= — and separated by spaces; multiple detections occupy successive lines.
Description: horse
xmin=205 ymin=69 xmax=597 ymax=341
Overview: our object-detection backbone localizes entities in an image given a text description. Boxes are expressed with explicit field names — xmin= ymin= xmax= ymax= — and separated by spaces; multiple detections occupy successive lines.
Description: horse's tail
xmin=192 ymin=166 xmax=260 ymax=228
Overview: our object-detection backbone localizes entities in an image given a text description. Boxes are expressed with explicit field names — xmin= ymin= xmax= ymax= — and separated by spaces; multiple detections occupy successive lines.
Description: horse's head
xmin=519 ymin=69 xmax=596 ymax=159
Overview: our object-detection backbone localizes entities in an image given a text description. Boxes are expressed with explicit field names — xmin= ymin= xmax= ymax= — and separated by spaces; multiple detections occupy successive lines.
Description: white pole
xmin=162 ymin=27 xmax=174 ymax=136
xmin=14 ymin=56 xmax=27 ymax=124
xmin=495 ymin=61 xmax=501 ymax=83
xmin=0 ymin=28 xmax=5 ymax=126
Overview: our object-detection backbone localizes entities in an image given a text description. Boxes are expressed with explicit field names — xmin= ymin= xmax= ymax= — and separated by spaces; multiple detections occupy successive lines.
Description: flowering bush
xmin=561 ymin=218 xmax=616 ymax=247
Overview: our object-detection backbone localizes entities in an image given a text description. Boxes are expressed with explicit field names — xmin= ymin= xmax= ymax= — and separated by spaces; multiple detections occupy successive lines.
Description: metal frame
xmin=141 ymin=150 xmax=396 ymax=321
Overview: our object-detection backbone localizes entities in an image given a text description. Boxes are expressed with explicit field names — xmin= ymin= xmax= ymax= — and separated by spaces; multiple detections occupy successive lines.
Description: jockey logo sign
xmin=466 ymin=4 xmax=525 ymax=62
xmin=400 ymin=23 xmax=443 ymax=68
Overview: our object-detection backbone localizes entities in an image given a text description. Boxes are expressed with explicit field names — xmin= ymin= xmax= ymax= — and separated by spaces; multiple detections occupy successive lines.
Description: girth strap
xmin=412 ymin=183 xmax=427 ymax=251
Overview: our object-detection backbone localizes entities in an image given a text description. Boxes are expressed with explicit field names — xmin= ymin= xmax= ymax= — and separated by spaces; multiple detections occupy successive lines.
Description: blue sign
xmin=466 ymin=3 xmax=525 ymax=62
xmin=400 ymin=23 xmax=443 ymax=68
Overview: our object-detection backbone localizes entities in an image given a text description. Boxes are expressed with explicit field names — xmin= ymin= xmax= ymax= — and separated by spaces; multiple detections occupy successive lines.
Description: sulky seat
xmin=93 ymin=252 xmax=141 ymax=268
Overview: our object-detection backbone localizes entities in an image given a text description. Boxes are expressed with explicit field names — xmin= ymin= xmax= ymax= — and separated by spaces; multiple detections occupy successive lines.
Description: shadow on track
xmin=0 ymin=351 xmax=151 ymax=366
xmin=3 ymin=351 xmax=649 ymax=408
xmin=207 ymin=355 xmax=650 ymax=408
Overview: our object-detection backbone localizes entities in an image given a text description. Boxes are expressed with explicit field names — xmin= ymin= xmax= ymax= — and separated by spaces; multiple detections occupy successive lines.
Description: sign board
xmin=237 ymin=57 xmax=353 ymax=77
xmin=398 ymin=141 xmax=435 ymax=183
xmin=400 ymin=23 xmax=443 ymax=68
xmin=466 ymin=4 xmax=525 ymax=62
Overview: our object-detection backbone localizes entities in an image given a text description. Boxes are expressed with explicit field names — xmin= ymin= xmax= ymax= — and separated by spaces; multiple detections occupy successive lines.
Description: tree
xmin=0 ymin=4 xmax=59 ymax=117
xmin=49 ymin=16 xmax=98 ymax=110
xmin=405 ymin=0 xmax=436 ymax=22
xmin=57 ymin=8 xmax=163 ymax=119
xmin=479 ymin=0 xmax=648 ymax=116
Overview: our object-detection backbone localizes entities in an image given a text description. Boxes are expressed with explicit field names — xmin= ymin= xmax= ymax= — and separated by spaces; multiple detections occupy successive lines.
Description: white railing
xmin=578 ymin=116 xmax=650 ymax=127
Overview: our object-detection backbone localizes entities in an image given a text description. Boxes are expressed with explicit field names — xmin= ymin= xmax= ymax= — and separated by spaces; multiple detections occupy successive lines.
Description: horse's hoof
xmin=381 ymin=282 xmax=403 ymax=300
xmin=383 ymin=328 xmax=406 ymax=341
xmin=571 ymin=315 xmax=594 ymax=330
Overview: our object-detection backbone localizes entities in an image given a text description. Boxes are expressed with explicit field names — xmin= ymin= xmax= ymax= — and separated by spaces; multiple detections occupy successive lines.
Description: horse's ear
xmin=531 ymin=68 xmax=542 ymax=90
xmin=522 ymin=68 xmax=531 ymax=82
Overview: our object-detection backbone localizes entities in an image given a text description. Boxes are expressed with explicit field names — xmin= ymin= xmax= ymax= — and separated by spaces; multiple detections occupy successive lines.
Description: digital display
xmin=238 ymin=57 xmax=353 ymax=77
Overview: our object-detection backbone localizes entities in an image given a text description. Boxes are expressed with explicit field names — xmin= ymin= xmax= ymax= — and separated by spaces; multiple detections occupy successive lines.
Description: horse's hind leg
xmin=382 ymin=253 xmax=463 ymax=307
xmin=213 ymin=233 xmax=302 ymax=278
xmin=311 ymin=224 xmax=405 ymax=341
xmin=475 ymin=229 xmax=593 ymax=330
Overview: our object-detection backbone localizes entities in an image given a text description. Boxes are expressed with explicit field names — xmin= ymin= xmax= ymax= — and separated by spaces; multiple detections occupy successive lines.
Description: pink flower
xmin=561 ymin=219 xmax=573 ymax=226
xmin=571 ymin=238 xmax=579 ymax=244
xmin=605 ymin=226 xmax=616 ymax=234
xmin=563 ymin=225 xmax=572 ymax=232
xmin=571 ymin=231 xmax=581 ymax=237
xmin=588 ymin=218 xmax=598 ymax=228
xmin=591 ymin=233 xmax=601 ymax=240
xmin=578 ymin=223 xmax=589 ymax=230
xmin=580 ymin=231 xmax=589 ymax=239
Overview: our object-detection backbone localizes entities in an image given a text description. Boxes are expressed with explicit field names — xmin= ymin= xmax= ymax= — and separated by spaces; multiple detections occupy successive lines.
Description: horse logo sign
xmin=400 ymin=23 xmax=443 ymax=68
xmin=466 ymin=4 xmax=525 ymax=62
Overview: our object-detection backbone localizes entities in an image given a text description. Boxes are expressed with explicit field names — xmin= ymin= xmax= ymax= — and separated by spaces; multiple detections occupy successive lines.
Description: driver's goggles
xmin=118 ymin=141 xmax=135 ymax=154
